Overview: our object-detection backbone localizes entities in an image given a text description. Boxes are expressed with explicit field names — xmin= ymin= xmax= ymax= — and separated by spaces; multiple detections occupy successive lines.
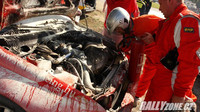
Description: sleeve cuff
xmin=173 ymin=88 xmax=187 ymax=97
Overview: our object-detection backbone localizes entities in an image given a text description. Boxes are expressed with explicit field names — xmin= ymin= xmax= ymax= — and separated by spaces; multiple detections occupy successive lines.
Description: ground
xmin=79 ymin=10 xmax=105 ymax=34
xmin=79 ymin=0 xmax=105 ymax=34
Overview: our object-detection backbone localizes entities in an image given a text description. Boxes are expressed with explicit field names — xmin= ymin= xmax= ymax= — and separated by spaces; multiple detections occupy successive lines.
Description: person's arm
xmin=138 ymin=32 xmax=156 ymax=54
xmin=138 ymin=32 xmax=156 ymax=64
xmin=172 ymin=16 xmax=200 ymax=102
xmin=139 ymin=32 xmax=154 ymax=45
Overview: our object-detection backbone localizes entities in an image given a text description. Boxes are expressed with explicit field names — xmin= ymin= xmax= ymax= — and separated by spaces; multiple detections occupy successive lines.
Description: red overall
xmin=124 ymin=15 xmax=162 ymax=50
xmin=120 ymin=15 xmax=161 ymax=107
xmin=134 ymin=15 xmax=163 ymax=98
xmin=130 ymin=15 xmax=161 ymax=98
xmin=144 ymin=4 xmax=200 ymax=105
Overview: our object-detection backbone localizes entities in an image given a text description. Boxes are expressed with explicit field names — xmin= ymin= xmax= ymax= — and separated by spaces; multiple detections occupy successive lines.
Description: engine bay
xmin=0 ymin=15 xmax=128 ymax=110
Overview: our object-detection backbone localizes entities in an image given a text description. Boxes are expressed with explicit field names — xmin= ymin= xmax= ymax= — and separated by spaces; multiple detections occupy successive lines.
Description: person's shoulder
xmin=180 ymin=9 xmax=199 ymax=19
xmin=171 ymin=9 xmax=199 ymax=24
xmin=180 ymin=14 xmax=199 ymax=23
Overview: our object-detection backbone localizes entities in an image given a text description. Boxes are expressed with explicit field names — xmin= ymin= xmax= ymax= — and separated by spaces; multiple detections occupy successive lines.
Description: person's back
xmin=106 ymin=0 xmax=139 ymax=19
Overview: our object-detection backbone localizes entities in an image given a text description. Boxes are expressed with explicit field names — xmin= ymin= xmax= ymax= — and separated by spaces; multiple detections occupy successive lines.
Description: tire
xmin=0 ymin=94 xmax=25 ymax=112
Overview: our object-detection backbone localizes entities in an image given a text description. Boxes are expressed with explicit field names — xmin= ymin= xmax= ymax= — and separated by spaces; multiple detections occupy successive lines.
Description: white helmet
xmin=106 ymin=7 xmax=130 ymax=33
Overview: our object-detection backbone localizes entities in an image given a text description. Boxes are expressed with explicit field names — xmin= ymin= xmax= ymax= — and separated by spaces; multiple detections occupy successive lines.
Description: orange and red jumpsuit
xmin=134 ymin=15 xmax=162 ymax=98
xmin=124 ymin=14 xmax=162 ymax=58
xmin=125 ymin=15 xmax=161 ymax=103
xmin=144 ymin=4 xmax=200 ymax=104
xmin=120 ymin=15 xmax=161 ymax=106
xmin=119 ymin=15 xmax=162 ymax=59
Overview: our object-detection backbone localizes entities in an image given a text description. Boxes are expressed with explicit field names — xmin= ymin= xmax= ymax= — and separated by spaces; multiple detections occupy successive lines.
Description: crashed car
xmin=0 ymin=0 xmax=143 ymax=112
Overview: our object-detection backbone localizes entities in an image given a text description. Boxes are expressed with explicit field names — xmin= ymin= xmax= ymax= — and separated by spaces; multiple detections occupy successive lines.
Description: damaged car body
xmin=0 ymin=0 xmax=140 ymax=112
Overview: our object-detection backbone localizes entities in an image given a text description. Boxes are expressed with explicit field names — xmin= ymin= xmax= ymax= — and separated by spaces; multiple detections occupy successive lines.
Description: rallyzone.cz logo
xmin=139 ymin=101 xmax=196 ymax=111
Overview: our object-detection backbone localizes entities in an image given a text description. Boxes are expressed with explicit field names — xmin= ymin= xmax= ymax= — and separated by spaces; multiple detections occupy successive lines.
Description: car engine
xmin=0 ymin=15 xmax=128 ymax=110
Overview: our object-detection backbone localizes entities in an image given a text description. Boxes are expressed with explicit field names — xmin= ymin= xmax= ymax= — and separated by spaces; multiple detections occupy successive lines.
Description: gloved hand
xmin=138 ymin=32 xmax=154 ymax=45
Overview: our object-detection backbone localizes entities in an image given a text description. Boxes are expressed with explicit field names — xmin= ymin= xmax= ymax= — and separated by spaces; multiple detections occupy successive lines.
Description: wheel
xmin=0 ymin=95 xmax=25 ymax=112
